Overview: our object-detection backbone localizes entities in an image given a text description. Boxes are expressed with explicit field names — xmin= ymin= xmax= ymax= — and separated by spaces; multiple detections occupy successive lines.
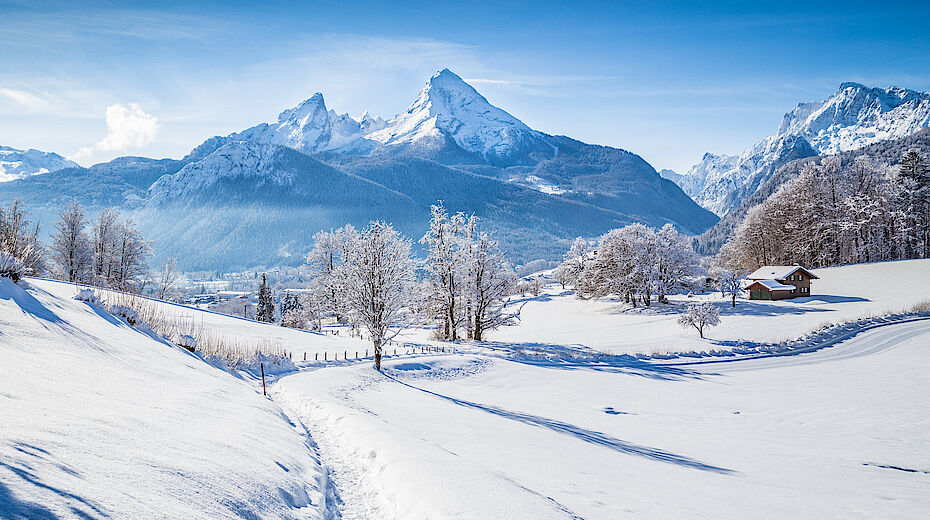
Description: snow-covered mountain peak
xmin=367 ymin=68 xmax=552 ymax=164
xmin=685 ymin=82 xmax=930 ymax=216
xmin=0 ymin=145 xmax=78 ymax=182
xmin=276 ymin=92 xmax=327 ymax=124
xmin=227 ymin=92 xmax=337 ymax=154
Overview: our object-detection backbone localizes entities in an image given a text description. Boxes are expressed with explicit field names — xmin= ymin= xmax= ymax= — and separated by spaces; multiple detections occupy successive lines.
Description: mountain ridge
xmin=682 ymin=82 xmax=930 ymax=216
xmin=0 ymin=145 xmax=79 ymax=182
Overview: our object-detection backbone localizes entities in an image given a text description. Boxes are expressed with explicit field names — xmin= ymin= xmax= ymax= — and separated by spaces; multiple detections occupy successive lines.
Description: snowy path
xmin=672 ymin=317 xmax=930 ymax=372
xmin=273 ymin=317 xmax=930 ymax=519
xmin=273 ymin=378 xmax=392 ymax=520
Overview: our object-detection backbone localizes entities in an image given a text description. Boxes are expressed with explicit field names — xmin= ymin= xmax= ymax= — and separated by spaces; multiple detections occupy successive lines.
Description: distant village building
xmin=746 ymin=265 xmax=819 ymax=300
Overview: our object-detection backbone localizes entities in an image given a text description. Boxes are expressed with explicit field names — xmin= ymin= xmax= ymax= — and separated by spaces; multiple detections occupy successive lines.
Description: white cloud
xmin=72 ymin=103 xmax=158 ymax=162
xmin=0 ymin=87 xmax=50 ymax=110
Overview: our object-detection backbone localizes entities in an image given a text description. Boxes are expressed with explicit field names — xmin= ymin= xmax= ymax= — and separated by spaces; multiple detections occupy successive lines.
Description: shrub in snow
xmin=109 ymin=305 xmax=141 ymax=326
xmin=73 ymin=288 xmax=102 ymax=305
xmin=0 ymin=252 xmax=26 ymax=283
xmin=677 ymin=302 xmax=720 ymax=339
xmin=177 ymin=334 xmax=198 ymax=352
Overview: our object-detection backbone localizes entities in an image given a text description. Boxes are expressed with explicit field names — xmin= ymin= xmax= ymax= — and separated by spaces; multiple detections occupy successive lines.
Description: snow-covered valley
xmin=3 ymin=259 xmax=929 ymax=518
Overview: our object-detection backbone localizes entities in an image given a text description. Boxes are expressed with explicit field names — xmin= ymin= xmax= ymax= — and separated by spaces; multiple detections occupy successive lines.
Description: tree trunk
xmin=374 ymin=338 xmax=382 ymax=371
xmin=732 ymin=294 xmax=736 ymax=307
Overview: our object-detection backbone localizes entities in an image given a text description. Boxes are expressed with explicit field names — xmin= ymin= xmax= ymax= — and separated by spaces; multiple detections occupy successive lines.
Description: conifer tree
xmin=256 ymin=274 xmax=275 ymax=323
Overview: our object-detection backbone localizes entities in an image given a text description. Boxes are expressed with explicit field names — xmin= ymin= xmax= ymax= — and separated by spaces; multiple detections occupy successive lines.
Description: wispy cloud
xmin=0 ymin=6 xmax=229 ymax=44
xmin=464 ymin=74 xmax=616 ymax=97
xmin=0 ymin=88 xmax=50 ymax=110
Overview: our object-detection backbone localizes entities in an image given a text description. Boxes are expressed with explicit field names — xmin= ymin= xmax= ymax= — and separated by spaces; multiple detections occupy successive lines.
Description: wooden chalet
xmin=746 ymin=265 xmax=819 ymax=300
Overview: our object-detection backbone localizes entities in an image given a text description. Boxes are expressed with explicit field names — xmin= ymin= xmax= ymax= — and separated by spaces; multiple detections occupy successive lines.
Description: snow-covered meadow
xmin=2 ymin=258 xmax=929 ymax=518
xmin=486 ymin=259 xmax=930 ymax=355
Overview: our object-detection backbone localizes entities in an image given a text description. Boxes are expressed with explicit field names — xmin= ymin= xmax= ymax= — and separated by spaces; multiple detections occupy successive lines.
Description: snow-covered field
xmin=487 ymin=259 xmax=930 ymax=355
xmin=276 ymin=322 xmax=930 ymax=518
xmin=3 ymin=258 xmax=929 ymax=518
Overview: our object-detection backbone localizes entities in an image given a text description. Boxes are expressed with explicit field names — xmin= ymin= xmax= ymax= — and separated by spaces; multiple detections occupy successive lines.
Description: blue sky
xmin=2 ymin=0 xmax=929 ymax=171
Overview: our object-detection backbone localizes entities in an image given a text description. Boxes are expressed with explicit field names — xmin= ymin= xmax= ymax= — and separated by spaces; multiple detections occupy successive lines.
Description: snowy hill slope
xmin=0 ymin=145 xmax=78 ymax=182
xmin=0 ymin=277 xmax=335 ymax=519
xmin=683 ymin=83 xmax=930 ymax=215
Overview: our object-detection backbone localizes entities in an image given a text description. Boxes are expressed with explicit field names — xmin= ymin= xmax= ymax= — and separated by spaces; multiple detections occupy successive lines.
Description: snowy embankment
xmin=0 ymin=278 xmax=336 ymax=519
xmin=275 ymin=322 xmax=930 ymax=519
xmin=31 ymin=277 xmax=372 ymax=363
xmin=486 ymin=258 xmax=930 ymax=355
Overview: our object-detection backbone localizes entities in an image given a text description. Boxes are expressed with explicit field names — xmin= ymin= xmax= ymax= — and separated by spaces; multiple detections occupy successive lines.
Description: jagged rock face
xmin=683 ymin=83 xmax=930 ymax=216
xmin=0 ymin=145 xmax=78 ymax=182
xmin=231 ymin=93 xmax=335 ymax=154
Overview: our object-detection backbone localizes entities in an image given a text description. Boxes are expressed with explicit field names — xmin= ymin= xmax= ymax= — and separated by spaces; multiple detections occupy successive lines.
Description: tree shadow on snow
xmin=478 ymin=341 xmax=711 ymax=381
xmin=792 ymin=295 xmax=871 ymax=305
xmin=515 ymin=358 xmax=712 ymax=381
xmin=0 ymin=280 xmax=64 ymax=324
xmin=0 ymin=442 xmax=107 ymax=519
xmin=384 ymin=375 xmax=735 ymax=475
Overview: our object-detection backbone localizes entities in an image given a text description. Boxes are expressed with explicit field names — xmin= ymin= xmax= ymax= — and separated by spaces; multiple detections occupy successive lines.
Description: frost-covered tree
xmin=340 ymin=221 xmax=417 ymax=371
xmin=461 ymin=217 xmax=516 ymax=341
xmin=256 ymin=274 xmax=275 ymax=323
xmin=280 ymin=291 xmax=305 ymax=328
xmin=421 ymin=204 xmax=469 ymax=340
xmin=897 ymin=149 xmax=930 ymax=257
xmin=716 ymin=269 xmax=746 ymax=307
xmin=718 ymin=151 xmax=929 ymax=270
xmin=156 ymin=257 xmax=178 ymax=300
xmin=112 ymin=218 xmax=151 ymax=292
xmin=0 ymin=252 xmax=26 ymax=283
xmin=0 ymin=200 xmax=44 ymax=279
xmin=51 ymin=202 xmax=92 ymax=283
xmin=553 ymin=237 xmax=592 ymax=289
xmin=92 ymin=208 xmax=121 ymax=286
xmin=575 ymin=223 xmax=698 ymax=307
xmin=654 ymin=224 xmax=699 ymax=303
xmin=677 ymin=302 xmax=720 ymax=339
xmin=306 ymin=226 xmax=357 ymax=323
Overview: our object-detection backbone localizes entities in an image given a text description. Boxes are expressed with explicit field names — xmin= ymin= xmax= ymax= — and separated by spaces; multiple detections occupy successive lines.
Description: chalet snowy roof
xmin=748 ymin=265 xmax=819 ymax=281
xmin=750 ymin=279 xmax=796 ymax=291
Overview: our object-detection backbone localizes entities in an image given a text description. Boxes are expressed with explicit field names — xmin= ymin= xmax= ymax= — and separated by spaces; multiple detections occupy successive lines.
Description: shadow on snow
xmin=384 ymin=374 xmax=735 ymax=475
